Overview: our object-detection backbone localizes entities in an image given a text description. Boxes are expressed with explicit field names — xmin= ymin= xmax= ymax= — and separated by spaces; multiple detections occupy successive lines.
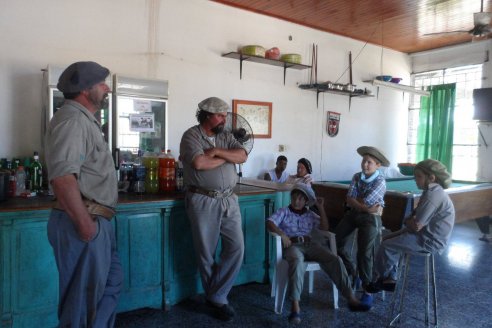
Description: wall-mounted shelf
xmin=364 ymin=79 xmax=430 ymax=96
xmin=222 ymin=52 xmax=311 ymax=85
xmin=299 ymin=84 xmax=374 ymax=107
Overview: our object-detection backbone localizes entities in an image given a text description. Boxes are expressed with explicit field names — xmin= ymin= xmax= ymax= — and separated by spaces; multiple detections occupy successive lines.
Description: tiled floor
xmin=115 ymin=221 xmax=491 ymax=327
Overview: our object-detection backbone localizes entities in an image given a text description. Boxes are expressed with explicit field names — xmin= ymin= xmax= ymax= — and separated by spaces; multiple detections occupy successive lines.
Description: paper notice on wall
xmin=134 ymin=99 xmax=152 ymax=112
xmin=129 ymin=113 xmax=155 ymax=132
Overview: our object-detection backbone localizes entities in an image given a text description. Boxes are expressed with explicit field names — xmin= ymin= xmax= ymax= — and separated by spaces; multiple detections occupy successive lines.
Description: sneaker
xmin=360 ymin=293 xmax=373 ymax=307
xmin=206 ymin=300 xmax=235 ymax=322
xmin=479 ymin=235 xmax=492 ymax=242
xmin=365 ymin=279 xmax=396 ymax=293
xmin=288 ymin=311 xmax=301 ymax=324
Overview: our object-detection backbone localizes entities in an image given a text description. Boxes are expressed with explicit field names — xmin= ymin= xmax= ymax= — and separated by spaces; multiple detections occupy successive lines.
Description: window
xmin=407 ymin=65 xmax=482 ymax=180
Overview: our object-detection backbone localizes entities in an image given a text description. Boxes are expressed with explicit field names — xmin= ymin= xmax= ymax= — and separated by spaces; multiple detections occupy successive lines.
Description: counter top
xmin=0 ymin=183 xmax=275 ymax=213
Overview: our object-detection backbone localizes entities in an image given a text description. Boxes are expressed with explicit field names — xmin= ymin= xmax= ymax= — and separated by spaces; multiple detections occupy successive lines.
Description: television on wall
xmin=473 ymin=88 xmax=492 ymax=121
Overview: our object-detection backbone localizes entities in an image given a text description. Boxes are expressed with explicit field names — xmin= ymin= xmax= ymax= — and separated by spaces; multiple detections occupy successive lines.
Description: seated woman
xmin=266 ymin=183 xmax=372 ymax=324
xmin=264 ymin=155 xmax=289 ymax=183
xmin=286 ymin=158 xmax=313 ymax=185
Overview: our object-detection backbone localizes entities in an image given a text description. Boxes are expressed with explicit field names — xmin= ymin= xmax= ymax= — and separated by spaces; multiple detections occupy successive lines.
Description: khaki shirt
xmin=45 ymin=100 xmax=118 ymax=208
xmin=180 ymin=125 xmax=244 ymax=192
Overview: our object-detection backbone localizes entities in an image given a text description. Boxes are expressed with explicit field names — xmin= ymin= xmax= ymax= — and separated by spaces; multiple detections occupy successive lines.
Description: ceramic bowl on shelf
xmin=241 ymin=45 xmax=266 ymax=57
xmin=390 ymin=77 xmax=402 ymax=83
xmin=376 ymin=75 xmax=392 ymax=82
xmin=280 ymin=53 xmax=301 ymax=64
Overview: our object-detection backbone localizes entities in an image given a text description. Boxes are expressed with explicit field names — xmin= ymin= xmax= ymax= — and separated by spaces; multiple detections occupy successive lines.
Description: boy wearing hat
xmin=267 ymin=183 xmax=372 ymax=324
xmin=46 ymin=61 xmax=122 ymax=327
xmin=334 ymin=146 xmax=389 ymax=303
xmin=366 ymin=159 xmax=455 ymax=293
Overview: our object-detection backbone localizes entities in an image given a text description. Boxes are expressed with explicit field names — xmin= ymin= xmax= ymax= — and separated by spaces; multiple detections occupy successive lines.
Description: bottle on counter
xmin=159 ymin=149 xmax=176 ymax=193
xmin=158 ymin=150 xmax=168 ymax=193
xmin=133 ymin=150 xmax=146 ymax=194
xmin=6 ymin=160 xmax=15 ymax=198
xmin=30 ymin=151 xmax=43 ymax=194
xmin=143 ymin=152 xmax=159 ymax=194
xmin=23 ymin=157 xmax=31 ymax=191
xmin=15 ymin=166 xmax=26 ymax=196
xmin=175 ymin=160 xmax=184 ymax=192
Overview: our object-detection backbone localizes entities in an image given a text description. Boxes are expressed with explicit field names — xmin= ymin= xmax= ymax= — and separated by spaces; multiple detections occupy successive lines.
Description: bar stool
xmin=387 ymin=250 xmax=438 ymax=328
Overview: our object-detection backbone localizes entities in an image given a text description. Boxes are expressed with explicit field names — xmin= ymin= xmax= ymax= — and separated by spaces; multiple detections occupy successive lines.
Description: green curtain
xmin=416 ymin=83 xmax=456 ymax=172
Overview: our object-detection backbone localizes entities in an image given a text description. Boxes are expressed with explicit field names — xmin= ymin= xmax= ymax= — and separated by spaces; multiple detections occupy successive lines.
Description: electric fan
xmin=224 ymin=112 xmax=254 ymax=178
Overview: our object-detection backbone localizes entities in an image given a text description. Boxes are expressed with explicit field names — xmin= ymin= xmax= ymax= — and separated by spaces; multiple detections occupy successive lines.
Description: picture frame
xmin=232 ymin=99 xmax=272 ymax=138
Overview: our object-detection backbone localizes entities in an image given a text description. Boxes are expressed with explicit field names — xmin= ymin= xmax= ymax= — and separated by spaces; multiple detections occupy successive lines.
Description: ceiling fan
xmin=425 ymin=0 xmax=491 ymax=38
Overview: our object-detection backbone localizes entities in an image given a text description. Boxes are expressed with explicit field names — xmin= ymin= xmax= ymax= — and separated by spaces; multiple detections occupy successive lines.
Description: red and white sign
xmin=327 ymin=111 xmax=340 ymax=137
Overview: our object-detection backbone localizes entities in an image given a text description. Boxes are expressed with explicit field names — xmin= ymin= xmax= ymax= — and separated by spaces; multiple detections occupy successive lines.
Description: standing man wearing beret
xmin=334 ymin=146 xmax=390 ymax=306
xmin=179 ymin=97 xmax=248 ymax=322
xmin=45 ymin=61 xmax=123 ymax=327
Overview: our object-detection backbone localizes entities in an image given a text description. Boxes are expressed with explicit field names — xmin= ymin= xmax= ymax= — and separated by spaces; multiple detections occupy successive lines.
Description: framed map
xmin=232 ymin=99 xmax=272 ymax=138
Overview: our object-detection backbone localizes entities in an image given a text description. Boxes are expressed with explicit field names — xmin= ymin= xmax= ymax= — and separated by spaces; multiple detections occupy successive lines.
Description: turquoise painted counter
xmin=0 ymin=184 xmax=275 ymax=328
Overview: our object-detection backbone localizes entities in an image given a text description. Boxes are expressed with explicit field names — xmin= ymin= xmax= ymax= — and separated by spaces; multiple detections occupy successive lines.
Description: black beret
xmin=57 ymin=61 xmax=110 ymax=93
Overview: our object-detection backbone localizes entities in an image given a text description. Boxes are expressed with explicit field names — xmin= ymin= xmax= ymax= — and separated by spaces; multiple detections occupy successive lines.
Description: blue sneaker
xmin=360 ymin=293 xmax=373 ymax=306
xmin=348 ymin=293 xmax=373 ymax=312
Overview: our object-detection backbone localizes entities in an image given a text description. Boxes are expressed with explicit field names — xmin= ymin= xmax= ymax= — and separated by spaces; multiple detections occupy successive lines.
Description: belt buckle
xmin=211 ymin=190 xmax=220 ymax=198
xmin=298 ymin=236 xmax=304 ymax=243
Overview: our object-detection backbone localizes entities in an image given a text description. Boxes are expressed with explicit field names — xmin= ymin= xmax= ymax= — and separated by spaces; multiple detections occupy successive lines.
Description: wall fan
xmin=425 ymin=0 xmax=491 ymax=37
xmin=225 ymin=112 xmax=254 ymax=178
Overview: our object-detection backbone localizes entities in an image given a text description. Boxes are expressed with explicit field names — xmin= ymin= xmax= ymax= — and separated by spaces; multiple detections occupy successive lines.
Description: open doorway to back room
xmin=407 ymin=65 xmax=482 ymax=181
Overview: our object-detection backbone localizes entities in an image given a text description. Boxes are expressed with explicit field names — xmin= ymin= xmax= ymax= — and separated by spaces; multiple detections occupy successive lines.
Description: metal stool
xmin=387 ymin=251 xmax=438 ymax=328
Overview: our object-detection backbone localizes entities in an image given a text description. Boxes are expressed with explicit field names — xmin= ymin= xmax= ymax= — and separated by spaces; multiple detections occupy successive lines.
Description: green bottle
xmin=30 ymin=151 xmax=43 ymax=193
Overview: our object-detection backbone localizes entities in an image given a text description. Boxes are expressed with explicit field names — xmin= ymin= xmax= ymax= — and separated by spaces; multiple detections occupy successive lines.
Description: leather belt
xmin=187 ymin=186 xmax=233 ymax=199
xmin=290 ymin=235 xmax=311 ymax=244
xmin=53 ymin=199 xmax=115 ymax=220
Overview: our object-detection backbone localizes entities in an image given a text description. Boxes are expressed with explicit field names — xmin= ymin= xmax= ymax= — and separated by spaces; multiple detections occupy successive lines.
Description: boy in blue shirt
xmin=334 ymin=146 xmax=390 ymax=303
xmin=267 ymin=183 xmax=371 ymax=324
xmin=366 ymin=159 xmax=455 ymax=293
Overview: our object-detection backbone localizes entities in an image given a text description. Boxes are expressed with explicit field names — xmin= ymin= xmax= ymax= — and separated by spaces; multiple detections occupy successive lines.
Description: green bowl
xmin=280 ymin=53 xmax=301 ymax=64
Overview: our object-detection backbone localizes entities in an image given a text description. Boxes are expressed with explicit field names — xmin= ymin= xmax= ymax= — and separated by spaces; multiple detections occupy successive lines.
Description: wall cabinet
xmin=0 ymin=190 xmax=275 ymax=328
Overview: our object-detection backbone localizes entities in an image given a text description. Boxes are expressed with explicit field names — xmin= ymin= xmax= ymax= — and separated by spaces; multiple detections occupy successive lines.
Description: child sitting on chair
xmin=266 ymin=183 xmax=371 ymax=324
xmin=366 ymin=159 xmax=455 ymax=293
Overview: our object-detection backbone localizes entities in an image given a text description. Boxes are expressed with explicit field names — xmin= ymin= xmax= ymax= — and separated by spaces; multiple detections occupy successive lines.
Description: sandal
xmin=288 ymin=311 xmax=301 ymax=324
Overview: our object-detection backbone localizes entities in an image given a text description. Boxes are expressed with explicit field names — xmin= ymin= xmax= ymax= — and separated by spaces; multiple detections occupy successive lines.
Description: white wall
xmin=0 ymin=0 xmax=411 ymax=181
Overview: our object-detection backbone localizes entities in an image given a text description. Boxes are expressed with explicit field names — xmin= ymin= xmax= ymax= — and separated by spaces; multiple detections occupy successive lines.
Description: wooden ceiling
xmin=212 ymin=0 xmax=492 ymax=54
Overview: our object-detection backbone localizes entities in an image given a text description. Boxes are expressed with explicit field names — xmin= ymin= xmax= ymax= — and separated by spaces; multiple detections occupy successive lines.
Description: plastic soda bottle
xmin=15 ymin=166 xmax=26 ymax=196
xmin=143 ymin=152 xmax=159 ymax=194
xmin=164 ymin=149 xmax=176 ymax=192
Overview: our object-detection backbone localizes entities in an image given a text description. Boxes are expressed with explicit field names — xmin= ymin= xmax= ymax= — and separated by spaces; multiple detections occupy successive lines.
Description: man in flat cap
xmin=334 ymin=146 xmax=390 ymax=306
xmin=45 ymin=61 xmax=123 ymax=327
xmin=179 ymin=97 xmax=248 ymax=322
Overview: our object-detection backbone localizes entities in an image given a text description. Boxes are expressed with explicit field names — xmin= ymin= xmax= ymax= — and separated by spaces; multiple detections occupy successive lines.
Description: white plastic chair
xmin=269 ymin=229 xmax=339 ymax=314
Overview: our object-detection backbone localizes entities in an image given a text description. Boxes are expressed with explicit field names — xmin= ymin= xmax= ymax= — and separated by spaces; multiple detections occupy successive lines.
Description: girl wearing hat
xmin=366 ymin=159 xmax=455 ymax=293
xmin=267 ymin=183 xmax=372 ymax=324
xmin=286 ymin=158 xmax=313 ymax=185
